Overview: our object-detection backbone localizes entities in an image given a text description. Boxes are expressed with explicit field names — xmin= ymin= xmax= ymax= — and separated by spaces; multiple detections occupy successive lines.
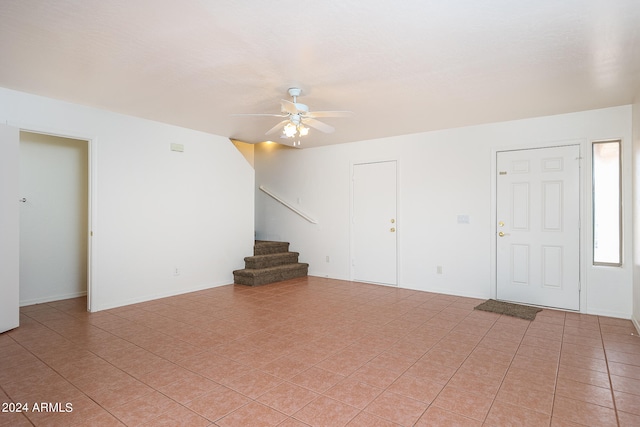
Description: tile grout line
xmin=287 ymin=292 xmax=437 ymax=426
xmin=598 ymin=316 xmax=621 ymax=427
xmin=72 ymin=297 xmax=315 ymax=425
xmin=15 ymin=304 xmax=138 ymax=426
xmin=408 ymin=301 xmax=505 ymax=425
xmin=481 ymin=312 xmax=543 ymax=426
xmin=406 ymin=298 xmax=479 ymax=424
xmin=16 ymin=302 xmax=236 ymax=426
xmin=13 ymin=295 xmax=358 ymax=426
xmin=458 ymin=308 xmax=510 ymax=425
xmin=6 ymin=283 xmax=636 ymax=426
xmin=0 ymin=334 xmax=37 ymax=427
xmin=549 ymin=311 xmax=566 ymax=426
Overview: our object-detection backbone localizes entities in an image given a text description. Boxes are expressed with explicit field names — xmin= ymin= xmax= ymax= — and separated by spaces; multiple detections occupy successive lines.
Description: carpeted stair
xmin=233 ymin=241 xmax=309 ymax=286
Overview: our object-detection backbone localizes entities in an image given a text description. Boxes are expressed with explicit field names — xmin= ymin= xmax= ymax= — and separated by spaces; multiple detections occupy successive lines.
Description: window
xmin=592 ymin=140 xmax=621 ymax=266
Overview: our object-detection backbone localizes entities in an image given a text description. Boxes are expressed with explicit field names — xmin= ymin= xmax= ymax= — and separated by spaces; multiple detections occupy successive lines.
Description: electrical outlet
xmin=436 ymin=265 xmax=443 ymax=274
xmin=173 ymin=267 xmax=180 ymax=276
xmin=326 ymin=256 xmax=330 ymax=262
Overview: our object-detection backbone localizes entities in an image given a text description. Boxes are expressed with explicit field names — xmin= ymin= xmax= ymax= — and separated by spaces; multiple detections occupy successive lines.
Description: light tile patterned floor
xmin=1 ymin=277 xmax=639 ymax=426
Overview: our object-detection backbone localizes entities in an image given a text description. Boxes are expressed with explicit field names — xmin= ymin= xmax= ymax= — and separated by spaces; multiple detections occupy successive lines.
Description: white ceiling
xmin=0 ymin=0 xmax=639 ymax=148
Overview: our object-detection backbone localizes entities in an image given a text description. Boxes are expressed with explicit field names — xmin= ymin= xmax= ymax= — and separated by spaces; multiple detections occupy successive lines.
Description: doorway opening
xmin=19 ymin=131 xmax=91 ymax=311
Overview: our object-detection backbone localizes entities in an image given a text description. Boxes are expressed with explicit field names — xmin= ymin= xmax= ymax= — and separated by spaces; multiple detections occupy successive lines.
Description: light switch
xmin=457 ymin=215 xmax=470 ymax=224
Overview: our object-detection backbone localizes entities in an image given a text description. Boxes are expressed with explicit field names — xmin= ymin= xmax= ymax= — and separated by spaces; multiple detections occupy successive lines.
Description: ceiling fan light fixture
xmin=283 ymin=122 xmax=297 ymax=137
xmin=236 ymin=86 xmax=350 ymax=144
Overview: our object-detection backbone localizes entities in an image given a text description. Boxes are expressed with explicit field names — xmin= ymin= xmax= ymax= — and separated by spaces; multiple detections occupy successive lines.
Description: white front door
xmin=496 ymin=145 xmax=580 ymax=310
xmin=0 ymin=124 xmax=20 ymax=333
xmin=352 ymin=161 xmax=397 ymax=285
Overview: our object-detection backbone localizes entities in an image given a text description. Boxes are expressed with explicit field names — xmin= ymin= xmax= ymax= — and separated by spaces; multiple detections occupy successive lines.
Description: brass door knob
xmin=498 ymin=231 xmax=505 ymax=237
xmin=390 ymin=227 xmax=396 ymax=232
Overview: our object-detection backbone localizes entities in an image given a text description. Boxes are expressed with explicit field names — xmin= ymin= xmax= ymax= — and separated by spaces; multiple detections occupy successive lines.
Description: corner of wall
xmin=632 ymin=98 xmax=640 ymax=330
xmin=230 ymin=139 xmax=255 ymax=168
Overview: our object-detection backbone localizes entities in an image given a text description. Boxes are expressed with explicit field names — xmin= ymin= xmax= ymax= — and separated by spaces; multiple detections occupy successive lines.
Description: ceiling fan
xmin=235 ymin=88 xmax=352 ymax=145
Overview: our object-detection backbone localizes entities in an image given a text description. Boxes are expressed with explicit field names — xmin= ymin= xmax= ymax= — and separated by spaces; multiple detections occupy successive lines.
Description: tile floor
xmin=1 ymin=277 xmax=639 ymax=426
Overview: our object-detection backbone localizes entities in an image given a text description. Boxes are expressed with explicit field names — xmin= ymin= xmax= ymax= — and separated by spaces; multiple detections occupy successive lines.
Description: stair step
xmin=254 ymin=240 xmax=290 ymax=255
xmin=244 ymin=252 xmax=300 ymax=269
xmin=233 ymin=263 xmax=309 ymax=287
xmin=234 ymin=240 xmax=308 ymax=287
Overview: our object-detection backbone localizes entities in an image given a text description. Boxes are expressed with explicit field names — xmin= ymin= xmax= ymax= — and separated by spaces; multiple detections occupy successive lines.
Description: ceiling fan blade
xmin=303 ymin=118 xmax=335 ymax=133
xmin=265 ymin=120 xmax=289 ymax=135
xmin=305 ymin=111 xmax=353 ymax=118
xmin=231 ymin=113 xmax=287 ymax=118
xmin=280 ymin=99 xmax=299 ymax=115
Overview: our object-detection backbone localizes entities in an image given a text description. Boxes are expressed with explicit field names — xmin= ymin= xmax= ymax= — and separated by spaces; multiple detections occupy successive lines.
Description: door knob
xmin=498 ymin=231 xmax=510 ymax=237
xmin=390 ymin=219 xmax=395 ymax=223
xmin=390 ymin=227 xmax=396 ymax=232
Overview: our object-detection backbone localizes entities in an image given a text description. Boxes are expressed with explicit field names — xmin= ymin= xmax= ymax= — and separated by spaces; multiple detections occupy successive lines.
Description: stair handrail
xmin=259 ymin=185 xmax=318 ymax=224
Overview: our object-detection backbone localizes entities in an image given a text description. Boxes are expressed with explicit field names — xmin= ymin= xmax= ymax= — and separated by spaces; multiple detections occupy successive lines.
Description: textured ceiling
xmin=0 ymin=0 xmax=639 ymax=148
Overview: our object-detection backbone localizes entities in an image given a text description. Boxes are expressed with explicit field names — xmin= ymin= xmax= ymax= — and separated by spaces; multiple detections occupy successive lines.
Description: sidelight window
xmin=592 ymin=140 xmax=621 ymax=266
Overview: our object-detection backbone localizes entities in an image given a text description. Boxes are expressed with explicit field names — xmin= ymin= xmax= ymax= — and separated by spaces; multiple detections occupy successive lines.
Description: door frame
xmin=490 ymin=140 xmax=588 ymax=312
xmin=0 ymin=124 xmax=20 ymax=332
xmin=12 ymin=122 xmax=97 ymax=313
xmin=349 ymin=158 xmax=400 ymax=286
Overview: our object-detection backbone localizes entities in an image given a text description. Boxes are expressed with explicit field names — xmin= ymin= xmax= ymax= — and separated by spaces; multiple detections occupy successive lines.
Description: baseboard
xmin=583 ymin=307 xmax=632 ymax=319
xmin=20 ymin=291 xmax=87 ymax=307
xmin=633 ymin=316 xmax=640 ymax=335
xmin=402 ymin=283 xmax=490 ymax=301
xmin=91 ymin=280 xmax=231 ymax=312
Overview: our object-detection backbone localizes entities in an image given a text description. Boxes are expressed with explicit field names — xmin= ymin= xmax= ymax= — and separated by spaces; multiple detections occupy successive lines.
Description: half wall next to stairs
xmin=233 ymin=241 xmax=309 ymax=286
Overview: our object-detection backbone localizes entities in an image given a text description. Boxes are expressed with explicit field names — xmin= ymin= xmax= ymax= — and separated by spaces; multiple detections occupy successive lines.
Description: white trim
xmin=91 ymin=279 xmax=231 ymax=312
xmin=20 ymin=291 xmax=87 ymax=307
xmin=88 ymin=138 xmax=98 ymax=312
xmin=10 ymin=121 xmax=97 ymax=313
xmin=0 ymin=124 xmax=20 ymax=333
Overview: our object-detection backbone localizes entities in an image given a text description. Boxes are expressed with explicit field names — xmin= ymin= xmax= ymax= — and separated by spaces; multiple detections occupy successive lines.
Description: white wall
xmin=0 ymin=87 xmax=254 ymax=311
xmin=256 ymin=106 xmax=633 ymax=318
xmin=19 ymin=132 xmax=88 ymax=305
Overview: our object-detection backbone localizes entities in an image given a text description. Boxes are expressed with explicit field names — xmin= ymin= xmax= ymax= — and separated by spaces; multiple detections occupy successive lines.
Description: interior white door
xmin=352 ymin=160 xmax=397 ymax=285
xmin=496 ymin=145 xmax=580 ymax=310
xmin=0 ymin=124 xmax=20 ymax=333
